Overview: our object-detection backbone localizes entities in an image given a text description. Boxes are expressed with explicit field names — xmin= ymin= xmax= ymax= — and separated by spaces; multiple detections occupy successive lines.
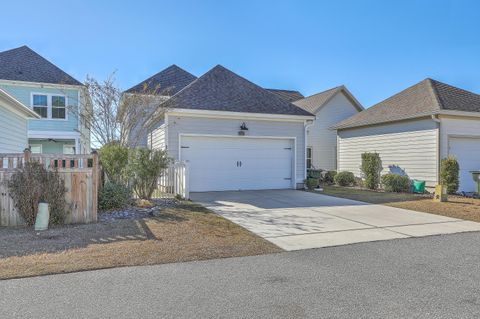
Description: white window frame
xmin=30 ymin=92 xmax=68 ymax=120
xmin=63 ymin=144 xmax=76 ymax=155
xmin=51 ymin=95 xmax=67 ymax=120
xmin=32 ymin=94 xmax=48 ymax=118
xmin=306 ymin=146 xmax=313 ymax=169
xmin=29 ymin=144 xmax=43 ymax=154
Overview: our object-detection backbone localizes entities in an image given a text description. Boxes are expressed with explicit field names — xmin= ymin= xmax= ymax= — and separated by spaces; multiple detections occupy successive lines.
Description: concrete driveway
xmin=191 ymin=190 xmax=480 ymax=250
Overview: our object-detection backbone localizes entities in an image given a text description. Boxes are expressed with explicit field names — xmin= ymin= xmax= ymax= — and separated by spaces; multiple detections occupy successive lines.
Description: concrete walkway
xmin=191 ymin=190 xmax=480 ymax=250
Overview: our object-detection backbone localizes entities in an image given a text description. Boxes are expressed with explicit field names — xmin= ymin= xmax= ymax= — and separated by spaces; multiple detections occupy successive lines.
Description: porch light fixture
xmin=240 ymin=122 xmax=248 ymax=131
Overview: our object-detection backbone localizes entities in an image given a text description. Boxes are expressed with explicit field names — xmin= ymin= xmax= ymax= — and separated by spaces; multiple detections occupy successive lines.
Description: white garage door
xmin=180 ymin=136 xmax=294 ymax=192
xmin=449 ymin=137 xmax=480 ymax=192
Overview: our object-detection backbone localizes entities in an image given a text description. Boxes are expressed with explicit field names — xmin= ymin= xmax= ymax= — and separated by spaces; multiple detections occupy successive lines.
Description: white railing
xmin=154 ymin=161 xmax=189 ymax=199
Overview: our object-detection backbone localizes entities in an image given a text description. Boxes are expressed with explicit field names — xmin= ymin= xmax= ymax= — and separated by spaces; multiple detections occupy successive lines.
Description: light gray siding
xmin=307 ymin=92 xmax=359 ymax=170
xmin=149 ymin=119 xmax=166 ymax=150
xmin=161 ymin=114 xmax=306 ymax=184
xmin=0 ymin=104 xmax=28 ymax=153
xmin=439 ymin=116 xmax=480 ymax=159
xmin=338 ymin=118 xmax=439 ymax=186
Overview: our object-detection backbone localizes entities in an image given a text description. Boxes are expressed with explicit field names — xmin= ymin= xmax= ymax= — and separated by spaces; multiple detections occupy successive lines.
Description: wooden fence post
xmin=23 ymin=148 xmax=31 ymax=165
xmin=91 ymin=151 xmax=99 ymax=221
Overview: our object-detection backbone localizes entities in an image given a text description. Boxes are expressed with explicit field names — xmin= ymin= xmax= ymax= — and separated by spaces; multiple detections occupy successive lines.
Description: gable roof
xmin=293 ymin=85 xmax=363 ymax=114
xmin=0 ymin=46 xmax=82 ymax=86
xmin=0 ymin=88 xmax=40 ymax=118
xmin=266 ymin=89 xmax=304 ymax=102
xmin=333 ymin=78 xmax=480 ymax=130
xmin=154 ymin=65 xmax=313 ymax=117
xmin=125 ymin=65 xmax=197 ymax=95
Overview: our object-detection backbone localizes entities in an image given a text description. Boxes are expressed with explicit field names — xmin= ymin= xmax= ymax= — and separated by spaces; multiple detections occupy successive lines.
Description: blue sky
xmin=1 ymin=0 xmax=479 ymax=107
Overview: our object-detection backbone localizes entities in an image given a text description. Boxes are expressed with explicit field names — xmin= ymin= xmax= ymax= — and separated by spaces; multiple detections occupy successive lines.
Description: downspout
xmin=304 ymin=119 xmax=314 ymax=186
xmin=432 ymin=114 xmax=441 ymax=185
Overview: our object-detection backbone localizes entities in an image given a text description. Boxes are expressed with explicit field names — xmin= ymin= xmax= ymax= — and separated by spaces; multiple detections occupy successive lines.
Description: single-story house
xmin=143 ymin=65 xmax=315 ymax=192
xmin=127 ymin=65 xmax=363 ymax=192
xmin=0 ymin=88 xmax=40 ymax=153
xmin=334 ymin=78 xmax=480 ymax=192
xmin=293 ymin=86 xmax=363 ymax=171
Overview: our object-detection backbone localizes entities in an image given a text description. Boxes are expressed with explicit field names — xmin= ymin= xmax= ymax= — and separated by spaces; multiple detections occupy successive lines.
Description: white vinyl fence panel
xmin=154 ymin=162 xmax=189 ymax=199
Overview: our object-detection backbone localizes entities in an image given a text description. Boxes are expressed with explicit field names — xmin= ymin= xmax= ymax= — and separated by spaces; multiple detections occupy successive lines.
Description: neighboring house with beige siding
xmin=293 ymin=86 xmax=363 ymax=171
xmin=0 ymin=88 xmax=40 ymax=153
xmin=334 ymin=78 xmax=480 ymax=192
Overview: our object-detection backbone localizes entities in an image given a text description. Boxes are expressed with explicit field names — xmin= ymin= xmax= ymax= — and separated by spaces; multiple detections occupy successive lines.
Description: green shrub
xmin=334 ymin=171 xmax=355 ymax=186
xmin=98 ymin=182 xmax=132 ymax=210
xmin=361 ymin=152 xmax=382 ymax=189
xmin=440 ymin=156 xmax=459 ymax=194
xmin=381 ymin=174 xmax=410 ymax=193
xmin=128 ymin=148 xmax=171 ymax=199
xmin=8 ymin=161 xmax=67 ymax=226
xmin=98 ymin=143 xmax=129 ymax=184
xmin=304 ymin=178 xmax=319 ymax=190
xmin=307 ymin=169 xmax=322 ymax=180
xmin=324 ymin=171 xmax=337 ymax=184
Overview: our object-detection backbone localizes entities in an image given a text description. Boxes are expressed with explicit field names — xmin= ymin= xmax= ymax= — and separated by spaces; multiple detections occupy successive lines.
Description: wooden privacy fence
xmin=153 ymin=161 xmax=189 ymax=199
xmin=0 ymin=151 xmax=99 ymax=227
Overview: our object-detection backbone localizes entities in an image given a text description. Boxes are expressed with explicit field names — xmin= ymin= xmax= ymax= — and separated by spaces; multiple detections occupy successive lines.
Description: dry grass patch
xmin=0 ymin=201 xmax=281 ymax=280
xmin=320 ymin=185 xmax=480 ymax=222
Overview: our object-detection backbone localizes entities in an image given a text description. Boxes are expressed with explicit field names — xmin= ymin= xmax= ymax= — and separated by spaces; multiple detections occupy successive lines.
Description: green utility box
xmin=412 ymin=180 xmax=426 ymax=193
xmin=470 ymin=171 xmax=480 ymax=194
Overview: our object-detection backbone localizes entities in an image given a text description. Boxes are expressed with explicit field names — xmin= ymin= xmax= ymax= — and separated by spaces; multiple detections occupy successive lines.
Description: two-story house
xmin=0 ymin=46 xmax=90 ymax=154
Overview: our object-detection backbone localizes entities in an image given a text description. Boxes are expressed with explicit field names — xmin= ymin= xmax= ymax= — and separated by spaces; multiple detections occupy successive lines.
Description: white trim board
xmin=0 ymin=88 xmax=40 ymax=118
xmin=161 ymin=108 xmax=314 ymax=123
xmin=28 ymin=130 xmax=81 ymax=139
xmin=0 ymin=79 xmax=84 ymax=90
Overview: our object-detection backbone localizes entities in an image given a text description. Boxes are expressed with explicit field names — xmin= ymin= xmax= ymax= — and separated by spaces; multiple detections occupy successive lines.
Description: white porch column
xmin=75 ymin=138 xmax=80 ymax=154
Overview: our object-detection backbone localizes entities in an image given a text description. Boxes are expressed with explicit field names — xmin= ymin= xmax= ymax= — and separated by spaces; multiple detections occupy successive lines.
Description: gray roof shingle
xmin=0 ymin=45 xmax=82 ymax=86
xmin=293 ymin=86 xmax=363 ymax=114
xmin=265 ymin=89 xmax=304 ymax=102
xmin=293 ymin=86 xmax=341 ymax=114
xmin=156 ymin=65 xmax=313 ymax=117
xmin=333 ymin=78 xmax=480 ymax=130
xmin=125 ymin=65 xmax=197 ymax=95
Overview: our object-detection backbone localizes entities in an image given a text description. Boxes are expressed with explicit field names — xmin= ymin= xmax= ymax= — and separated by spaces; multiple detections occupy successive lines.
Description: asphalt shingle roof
xmin=265 ymin=89 xmax=304 ymax=102
xmin=293 ymin=86 xmax=342 ymax=114
xmin=0 ymin=46 xmax=82 ymax=86
xmin=333 ymin=78 xmax=480 ymax=130
xmin=156 ymin=65 xmax=313 ymax=117
xmin=125 ymin=65 xmax=197 ymax=95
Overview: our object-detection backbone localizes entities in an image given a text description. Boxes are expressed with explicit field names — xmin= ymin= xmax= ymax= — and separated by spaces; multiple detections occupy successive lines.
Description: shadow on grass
xmin=0 ymin=204 xmax=205 ymax=259
xmin=321 ymin=186 xmax=431 ymax=205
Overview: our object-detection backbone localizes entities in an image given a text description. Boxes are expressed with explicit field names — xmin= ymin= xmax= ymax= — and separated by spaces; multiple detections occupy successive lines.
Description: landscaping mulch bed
xmin=320 ymin=185 xmax=480 ymax=222
xmin=0 ymin=200 xmax=281 ymax=280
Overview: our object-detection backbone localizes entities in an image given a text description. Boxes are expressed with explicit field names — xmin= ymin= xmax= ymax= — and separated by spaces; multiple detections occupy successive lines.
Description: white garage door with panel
xmin=449 ymin=136 xmax=480 ymax=192
xmin=180 ymin=135 xmax=294 ymax=192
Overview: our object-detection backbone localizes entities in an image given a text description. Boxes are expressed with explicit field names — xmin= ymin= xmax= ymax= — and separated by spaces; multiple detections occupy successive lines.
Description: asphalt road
xmin=1 ymin=233 xmax=480 ymax=319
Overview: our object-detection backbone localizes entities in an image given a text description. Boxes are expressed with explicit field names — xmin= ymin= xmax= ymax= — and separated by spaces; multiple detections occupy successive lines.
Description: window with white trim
xmin=63 ymin=144 xmax=75 ymax=155
xmin=31 ymin=93 xmax=67 ymax=119
xmin=32 ymin=94 xmax=48 ymax=118
xmin=52 ymin=95 xmax=66 ymax=119
xmin=29 ymin=144 xmax=42 ymax=154
xmin=306 ymin=147 xmax=313 ymax=169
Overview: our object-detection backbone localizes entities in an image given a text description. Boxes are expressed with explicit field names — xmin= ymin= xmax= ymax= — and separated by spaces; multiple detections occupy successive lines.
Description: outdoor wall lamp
xmin=238 ymin=122 xmax=248 ymax=136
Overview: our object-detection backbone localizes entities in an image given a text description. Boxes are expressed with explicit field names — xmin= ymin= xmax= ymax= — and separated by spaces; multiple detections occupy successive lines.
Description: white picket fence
xmin=153 ymin=161 xmax=189 ymax=199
